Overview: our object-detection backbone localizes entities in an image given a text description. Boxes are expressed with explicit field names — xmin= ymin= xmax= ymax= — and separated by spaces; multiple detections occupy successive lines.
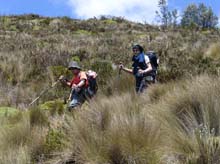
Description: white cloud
xmin=218 ymin=13 xmax=220 ymax=27
xmin=66 ymin=0 xmax=159 ymax=23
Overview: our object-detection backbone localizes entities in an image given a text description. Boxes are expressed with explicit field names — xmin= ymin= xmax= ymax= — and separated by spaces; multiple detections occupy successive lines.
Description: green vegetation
xmin=0 ymin=107 xmax=18 ymax=117
xmin=156 ymin=1 xmax=218 ymax=29
xmin=39 ymin=99 xmax=65 ymax=115
xmin=181 ymin=3 xmax=218 ymax=29
xmin=0 ymin=11 xmax=220 ymax=163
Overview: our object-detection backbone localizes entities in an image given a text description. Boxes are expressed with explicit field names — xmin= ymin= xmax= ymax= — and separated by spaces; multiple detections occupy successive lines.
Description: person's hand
xmin=119 ymin=62 xmax=124 ymax=70
xmin=138 ymin=69 xmax=145 ymax=75
xmin=71 ymin=84 xmax=80 ymax=92
xmin=71 ymin=84 xmax=77 ymax=89
xmin=59 ymin=75 xmax=65 ymax=81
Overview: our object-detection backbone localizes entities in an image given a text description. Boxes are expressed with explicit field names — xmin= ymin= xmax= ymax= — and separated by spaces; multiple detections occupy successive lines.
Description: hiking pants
xmin=135 ymin=76 xmax=147 ymax=93
xmin=68 ymin=89 xmax=86 ymax=110
xmin=135 ymin=76 xmax=154 ymax=93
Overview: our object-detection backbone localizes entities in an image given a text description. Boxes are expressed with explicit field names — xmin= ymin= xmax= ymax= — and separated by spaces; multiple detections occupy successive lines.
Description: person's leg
xmin=135 ymin=77 xmax=141 ymax=92
xmin=136 ymin=77 xmax=147 ymax=93
xmin=68 ymin=89 xmax=87 ymax=111
xmin=83 ymin=88 xmax=91 ymax=100
xmin=68 ymin=91 xmax=81 ymax=111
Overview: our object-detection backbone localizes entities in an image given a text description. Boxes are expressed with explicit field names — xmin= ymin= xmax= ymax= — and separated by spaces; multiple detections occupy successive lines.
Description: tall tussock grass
xmin=154 ymin=75 xmax=220 ymax=163
xmin=205 ymin=43 xmax=220 ymax=61
xmin=52 ymin=75 xmax=220 ymax=164
xmin=61 ymin=93 xmax=162 ymax=164
xmin=2 ymin=75 xmax=220 ymax=163
xmin=0 ymin=109 xmax=55 ymax=163
xmin=0 ymin=113 xmax=31 ymax=163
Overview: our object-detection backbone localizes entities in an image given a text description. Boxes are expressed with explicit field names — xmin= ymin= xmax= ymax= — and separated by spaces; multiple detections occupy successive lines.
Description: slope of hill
xmin=0 ymin=15 xmax=220 ymax=163
xmin=0 ymin=14 xmax=220 ymax=107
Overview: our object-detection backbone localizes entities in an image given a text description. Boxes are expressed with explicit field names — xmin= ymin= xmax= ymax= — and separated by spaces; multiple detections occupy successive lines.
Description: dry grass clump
xmin=1 ymin=75 xmax=220 ymax=163
xmin=155 ymin=75 xmax=220 ymax=163
xmin=0 ymin=113 xmax=31 ymax=164
xmin=205 ymin=42 xmax=220 ymax=61
xmin=60 ymin=93 xmax=162 ymax=164
xmin=0 ymin=108 xmax=64 ymax=163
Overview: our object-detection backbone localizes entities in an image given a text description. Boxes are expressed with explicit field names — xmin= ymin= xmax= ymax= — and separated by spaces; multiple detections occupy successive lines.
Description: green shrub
xmin=61 ymin=16 xmax=72 ymax=24
xmin=71 ymin=55 xmax=80 ymax=62
xmin=29 ymin=107 xmax=48 ymax=127
xmin=40 ymin=18 xmax=51 ymax=26
xmin=102 ymin=19 xmax=117 ymax=25
xmin=0 ymin=107 xmax=18 ymax=117
xmin=74 ymin=29 xmax=92 ymax=35
xmin=43 ymin=129 xmax=64 ymax=155
xmin=91 ymin=60 xmax=113 ymax=87
xmin=39 ymin=100 xmax=65 ymax=115
xmin=48 ymin=65 xmax=68 ymax=79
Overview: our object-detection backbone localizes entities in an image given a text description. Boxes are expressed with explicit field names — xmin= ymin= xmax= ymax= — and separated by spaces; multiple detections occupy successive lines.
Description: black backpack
xmin=86 ymin=70 xmax=98 ymax=98
xmin=146 ymin=51 xmax=158 ymax=72
xmin=146 ymin=51 xmax=159 ymax=82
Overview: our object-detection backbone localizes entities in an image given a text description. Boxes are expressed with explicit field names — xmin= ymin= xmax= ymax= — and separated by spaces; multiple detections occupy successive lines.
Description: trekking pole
xmin=67 ymin=88 xmax=74 ymax=103
xmin=29 ymin=80 xmax=60 ymax=106
xmin=119 ymin=67 xmax=122 ymax=76
xmin=116 ymin=62 xmax=123 ymax=92
xmin=67 ymin=86 xmax=80 ymax=104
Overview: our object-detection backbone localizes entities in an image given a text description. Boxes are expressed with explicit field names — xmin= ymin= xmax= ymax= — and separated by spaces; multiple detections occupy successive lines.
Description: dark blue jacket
xmin=132 ymin=52 xmax=147 ymax=76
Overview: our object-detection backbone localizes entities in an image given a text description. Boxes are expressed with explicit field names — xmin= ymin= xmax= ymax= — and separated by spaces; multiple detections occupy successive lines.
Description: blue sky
xmin=0 ymin=0 xmax=219 ymax=24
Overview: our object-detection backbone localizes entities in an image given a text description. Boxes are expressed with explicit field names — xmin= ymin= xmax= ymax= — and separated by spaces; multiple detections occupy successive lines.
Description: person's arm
xmin=76 ymin=79 xmax=85 ymax=88
xmin=138 ymin=56 xmax=152 ymax=74
xmin=119 ymin=63 xmax=133 ymax=74
xmin=122 ymin=67 xmax=133 ymax=74
xmin=145 ymin=62 xmax=152 ymax=73
xmin=74 ymin=71 xmax=87 ymax=89
xmin=59 ymin=75 xmax=71 ymax=86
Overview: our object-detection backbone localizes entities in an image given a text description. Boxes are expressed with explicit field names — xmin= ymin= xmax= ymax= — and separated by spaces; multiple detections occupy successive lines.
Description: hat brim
xmin=68 ymin=67 xmax=81 ymax=70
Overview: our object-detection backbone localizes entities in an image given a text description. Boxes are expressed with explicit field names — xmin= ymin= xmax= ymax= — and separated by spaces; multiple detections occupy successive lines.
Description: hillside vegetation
xmin=0 ymin=15 xmax=220 ymax=163
xmin=0 ymin=14 xmax=220 ymax=107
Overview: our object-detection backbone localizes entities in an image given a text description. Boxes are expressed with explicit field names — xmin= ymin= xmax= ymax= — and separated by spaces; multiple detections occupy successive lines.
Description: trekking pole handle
xmin=119 ymin=62 xmax=124 ymax=74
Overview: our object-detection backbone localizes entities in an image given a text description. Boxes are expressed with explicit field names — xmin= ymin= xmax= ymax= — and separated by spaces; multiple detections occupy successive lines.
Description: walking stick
xmin=29 ymin=80 xmax=60 ymax=106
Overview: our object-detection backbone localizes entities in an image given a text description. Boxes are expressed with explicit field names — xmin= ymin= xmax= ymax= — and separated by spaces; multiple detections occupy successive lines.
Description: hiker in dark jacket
xmin=119 ymin=44 xmax=153 ymax=93
xmin=59 ymin=61 xmax=88 ymax=110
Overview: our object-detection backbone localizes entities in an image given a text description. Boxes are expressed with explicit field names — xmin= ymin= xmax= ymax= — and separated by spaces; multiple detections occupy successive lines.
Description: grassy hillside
xmin=0 ymin=15 xmax=220 ymax=163
xmin=1 ymin=75 xmax=220 ymax=163
xmin=0 ymin=14 xmax=220 ymax=107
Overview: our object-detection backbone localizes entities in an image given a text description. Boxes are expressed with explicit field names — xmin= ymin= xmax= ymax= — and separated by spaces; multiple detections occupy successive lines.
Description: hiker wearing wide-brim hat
xmin=68 ymin=61 xmax=81 ymax=70
xmin=119 ymin=44 xmax=153 ymax=93
xmin=59 ymin=61 xmax=88 ymax=111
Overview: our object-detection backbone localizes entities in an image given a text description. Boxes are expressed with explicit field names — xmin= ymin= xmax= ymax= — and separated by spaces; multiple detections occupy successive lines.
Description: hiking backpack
xmin=146 ymin=51 xmax=159 ymax=82
xmin=86 ymin=70 xmax=98 ymax=98
xmin=146 ymin=51 xmax=158 ymax=72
